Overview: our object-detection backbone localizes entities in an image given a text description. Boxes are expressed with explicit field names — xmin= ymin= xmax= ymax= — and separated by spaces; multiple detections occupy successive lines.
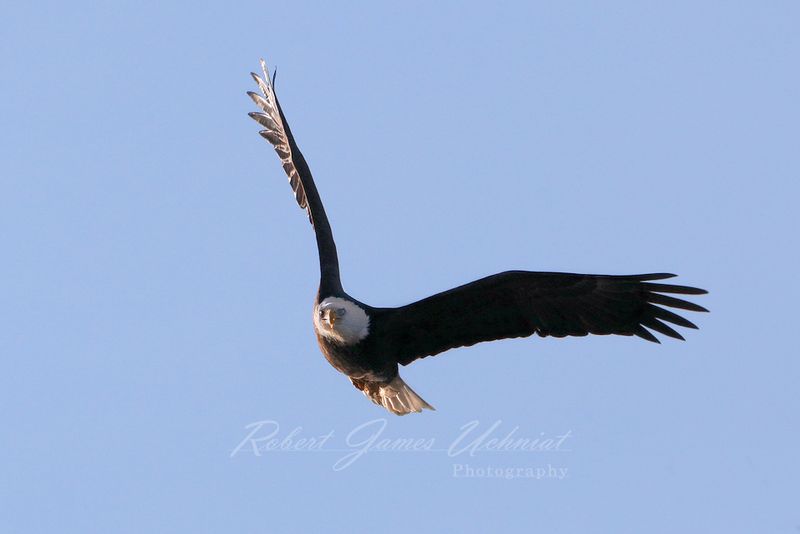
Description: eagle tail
xmin=353 ymin=376 xmax=435 ymax=416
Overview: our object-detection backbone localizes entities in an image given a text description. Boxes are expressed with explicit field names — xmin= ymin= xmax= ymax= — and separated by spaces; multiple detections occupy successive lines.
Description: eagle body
xmin=247 ymin=59 xmax=708 ymax=415
xmin=313 ymin=297 xmax=392 ymax=383
xmin=313 ymin=294 xmax=434 ymax=413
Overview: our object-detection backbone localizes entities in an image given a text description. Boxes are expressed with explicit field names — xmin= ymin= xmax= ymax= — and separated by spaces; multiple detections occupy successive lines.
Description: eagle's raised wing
xmin=377 ymin=272 xmax=707 ymax=365
xmin=248 ymin=59 xmax=341 ymax=290
xmin=248 ymin=60 xmax=315 ymax=222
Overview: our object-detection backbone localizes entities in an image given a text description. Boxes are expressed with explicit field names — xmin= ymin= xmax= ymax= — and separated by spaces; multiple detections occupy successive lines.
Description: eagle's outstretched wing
xmin=248 ymin=59 xmax=342 ymax=289
xmin=377 ymin=272 xmax=708 ymax=365
xmin=248 ymin=59 xmax=316 ymax=224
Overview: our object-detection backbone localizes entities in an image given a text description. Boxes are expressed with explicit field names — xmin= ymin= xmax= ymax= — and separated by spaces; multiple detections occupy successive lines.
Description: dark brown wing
xmin=376 ymin=271 xmax=708 ymax=365
xmin=247 ymin=59 xmax=342 ymax=289
xmin=248 ymin=59 xmax=312 ymax=220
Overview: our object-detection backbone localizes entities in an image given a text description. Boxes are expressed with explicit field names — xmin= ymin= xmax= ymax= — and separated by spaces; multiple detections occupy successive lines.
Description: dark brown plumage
xmin=371 ymin=272 xmax=707 ymax=366
xmin=247 ymin=59 xmax=708 ymax=415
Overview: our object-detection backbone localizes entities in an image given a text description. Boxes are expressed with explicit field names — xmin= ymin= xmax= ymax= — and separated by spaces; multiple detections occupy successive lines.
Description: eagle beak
xmin=326 ymin=310 xmax=336 ymax=328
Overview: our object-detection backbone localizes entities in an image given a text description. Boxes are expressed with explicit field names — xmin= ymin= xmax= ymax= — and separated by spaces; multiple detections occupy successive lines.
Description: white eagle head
xmin=314 ymin=297 xmax=370 ymax=345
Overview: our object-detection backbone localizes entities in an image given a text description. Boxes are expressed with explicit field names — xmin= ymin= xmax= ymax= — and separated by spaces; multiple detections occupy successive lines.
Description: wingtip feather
xmin=634 ymin=326 xmax=661 ymax=343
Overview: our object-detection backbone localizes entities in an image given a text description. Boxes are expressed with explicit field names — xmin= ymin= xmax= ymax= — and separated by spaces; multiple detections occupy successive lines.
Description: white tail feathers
xmin=359 ymin=376 xmax=435 ymax=416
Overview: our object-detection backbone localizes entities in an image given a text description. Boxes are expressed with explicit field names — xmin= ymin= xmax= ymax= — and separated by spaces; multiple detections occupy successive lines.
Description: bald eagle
xmin=247 ymin=59 xmax=707 ymax=415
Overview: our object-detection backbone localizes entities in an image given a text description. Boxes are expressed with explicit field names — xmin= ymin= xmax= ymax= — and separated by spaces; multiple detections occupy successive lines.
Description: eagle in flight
xmin=247 ymin=59 xmax=708 ymax=415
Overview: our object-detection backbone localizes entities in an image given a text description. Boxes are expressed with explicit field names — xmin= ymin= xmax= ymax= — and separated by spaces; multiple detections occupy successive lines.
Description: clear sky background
xmin=2 ymin=2 xmax=798 ymax=533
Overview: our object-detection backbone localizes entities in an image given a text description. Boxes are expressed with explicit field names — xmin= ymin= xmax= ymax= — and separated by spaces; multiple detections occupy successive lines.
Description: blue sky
xmin=2 ymin=2 xmax=798 ymax=533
